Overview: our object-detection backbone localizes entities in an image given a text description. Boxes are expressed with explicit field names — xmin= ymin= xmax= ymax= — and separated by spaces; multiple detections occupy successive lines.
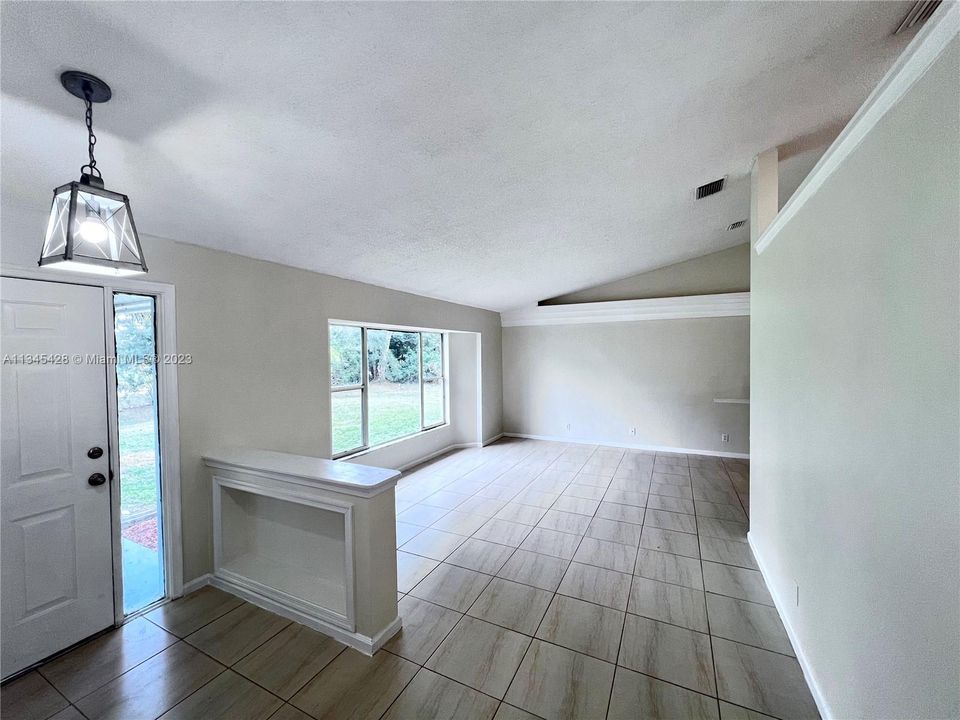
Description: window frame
xmin=330 ymin=323 xmax=446 ymax=459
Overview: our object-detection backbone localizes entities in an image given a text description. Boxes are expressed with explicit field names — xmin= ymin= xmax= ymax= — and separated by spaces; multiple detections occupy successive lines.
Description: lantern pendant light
xmin=39 ymin=71 xmax=147 ymax=276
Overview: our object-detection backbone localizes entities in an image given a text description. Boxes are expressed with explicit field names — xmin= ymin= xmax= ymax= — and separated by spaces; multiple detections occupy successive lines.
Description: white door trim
xmin=1 ymin=264 xmax=184 ymax=615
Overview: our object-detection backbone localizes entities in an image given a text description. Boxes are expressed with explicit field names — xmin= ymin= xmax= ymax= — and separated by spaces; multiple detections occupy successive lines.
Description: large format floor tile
xmin=21 ymin=442 xmax=813 ymax=720
xmin=550 ymin=495 xmax=601 ymax=516
xmin=619 ymin=614 xmax=716 ymax=696
xmin=504 ymin=639 xmax=615 ymax=720
xmin=700 ymin=536 xmax=759 ymax=570
xmin=383 ymin=595 xmax=462 ymax=664
xmin=495 ymin=503 xmax=548 ymax=526
xmin=39 ymin=616 xmax=177 ymax=702
xmin=290 ymin=649 xmax=418 ymax=720
xmin=594 ymin=501 xmax=645 ymax=525
xmin=718 ymin=700 xmax=779 ymax=719
xmin=75 ymin=642 xmax=224 ymax=720
xmin=157 ymin=669 xmax=281 ymax=720
xmin=695 ymin=500 xmax=747 ymax=523
xmin=697 ymin=517 xmax=749 ymax=543
xmin=628 ymin=576 xmax=709 ymax=632
xmin=184 ymin=603 xmax=290 ymax=665
xmin=467 ymin=578 xmax=554 ymax=635
xmin=0 ymin=671 xmax=69 ymax=720
xmin=397 ymin=503 xmax=450 ymax=527
xmin=233 ymin=622 xmax=346 ymax=699
xmin=145 ymin=586 xmax=244 ymax=638
xmin=535 ymin=594 xmax=625 ymax=662
xmin=396 ymin=551 xmax=441 ymax=593
xmin=537 ymin=509 xmax=591 ymax=535
xmin=400 ymin=527 xmax=467 ymax=561
xmin=425 ymin=616 xmax=530 ymax=699
xmin=557 ymin=561 xmax=632 ymax=610
xmin=431 ymin=510 xmax=491 ymax=537
xmin=713 ymin=638 xmax=820 ymax=719
xmin=640 ymin=527 xmax=702 ymax=558
xmin=395 ymin=521 xmax=424 ymax=546
xmin=586 ymin=517 xmax=643 ymax=546
xmin=702 ymin=562 xmax=774 ymax=606
xmin=382 ymin=669 xmax=498 ymax=720
xmin=635 ymin=548 xmax=704 ymax=590
xmin=647 ymin=495 xmax=697 ymax=514
xmin=409 ymin=563 xmax=492 ymax=612
xmin=644 ymin=508 xmax=698 ymax=534
xmin=706 ymin=593 xmax=794 ymax=656
xmin=473 ymin=518 xmax=533 ymax=547
xmin=519 ymin=527 xmax=582 ymax=559
xmin=572 ymin=536 xmax=638 ymax=573
xmin=608 ymin=666 xmax=719 ymax=720
xmin=446 ymin=537 xmax=516 ymax=575
xmin=497 ymin=549 xmax=570 ymax=591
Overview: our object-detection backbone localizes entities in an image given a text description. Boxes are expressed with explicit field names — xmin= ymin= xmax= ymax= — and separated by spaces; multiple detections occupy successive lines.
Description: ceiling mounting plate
xmin=60 ymin=70 xmax=112 ymax=103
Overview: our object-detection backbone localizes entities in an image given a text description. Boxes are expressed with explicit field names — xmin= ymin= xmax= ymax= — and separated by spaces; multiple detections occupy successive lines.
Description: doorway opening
xmin=114 ymin=292 xmax=164 ymax=614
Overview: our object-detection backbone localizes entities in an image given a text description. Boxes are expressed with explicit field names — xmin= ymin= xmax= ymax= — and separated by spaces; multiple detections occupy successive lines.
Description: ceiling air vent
xmin=895 ymin=0 xmax=941 ymax=34
xmin=728 ymin=220 xmax=747 ymax=231
xmin=695 ymin=177 xmax=725 ymax=199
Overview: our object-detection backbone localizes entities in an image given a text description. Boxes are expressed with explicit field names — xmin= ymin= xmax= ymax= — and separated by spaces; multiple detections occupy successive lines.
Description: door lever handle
xmin=88 ymin=473 xmax=107 ymax=487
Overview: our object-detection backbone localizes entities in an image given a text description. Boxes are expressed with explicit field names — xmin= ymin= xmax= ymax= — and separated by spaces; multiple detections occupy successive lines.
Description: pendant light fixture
xmin=39 ymin=71 xmax=147 ymax=275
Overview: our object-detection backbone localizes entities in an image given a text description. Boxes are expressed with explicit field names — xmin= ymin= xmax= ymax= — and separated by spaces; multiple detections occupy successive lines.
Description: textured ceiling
xmin=1 ymin=2 xmax=913 ymax=311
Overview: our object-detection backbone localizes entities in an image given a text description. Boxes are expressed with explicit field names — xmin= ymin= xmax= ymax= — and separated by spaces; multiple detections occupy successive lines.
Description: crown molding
xmin=500 ymin=292 xmax=749 ymax=327
xmin=755 ymin=1 xmax=959 ymax=255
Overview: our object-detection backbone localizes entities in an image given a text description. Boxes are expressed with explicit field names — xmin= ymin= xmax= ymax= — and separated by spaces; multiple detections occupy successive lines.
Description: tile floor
xmin=2 ymin=439 xmax=819 ymax=720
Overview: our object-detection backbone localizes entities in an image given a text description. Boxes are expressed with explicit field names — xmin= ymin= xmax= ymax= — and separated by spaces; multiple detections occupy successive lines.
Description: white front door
xmin=1 ymin=277 xmax=115 ymax=677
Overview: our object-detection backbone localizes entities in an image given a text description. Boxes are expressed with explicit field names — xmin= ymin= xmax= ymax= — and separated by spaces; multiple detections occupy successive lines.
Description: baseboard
xmin=396 ymin=442 xmax=478 ymax=472
xmin=502 ymin=432 xmax=749 ymax=459
xmin=181 ymin=573 xmax=212 ymax=596
xmin=482 ymin=432 xmax=505 ymax=446
xmin=209 ymin=575 xmax=400 ymax=655
xmin=748 ymin=532 xmax=832 ymax=720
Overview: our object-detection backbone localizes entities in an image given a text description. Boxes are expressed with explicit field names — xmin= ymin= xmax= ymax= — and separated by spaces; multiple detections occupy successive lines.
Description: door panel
xmin=1 ymin=277 xmax=114 ymax=678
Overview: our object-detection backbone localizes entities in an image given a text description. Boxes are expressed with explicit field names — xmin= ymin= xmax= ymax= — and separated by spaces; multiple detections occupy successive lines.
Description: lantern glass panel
xmin=41 ymin=187 xmax=72 ymax=258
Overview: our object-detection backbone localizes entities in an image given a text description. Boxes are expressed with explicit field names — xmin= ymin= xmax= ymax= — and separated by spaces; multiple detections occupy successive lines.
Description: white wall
xmin=750 ymin=34 xmax=959 ymax=720
xmin=0 ymin=212 xmax=503 ymax=584
xmin=502 ymin=317 xmax=749 ymax=455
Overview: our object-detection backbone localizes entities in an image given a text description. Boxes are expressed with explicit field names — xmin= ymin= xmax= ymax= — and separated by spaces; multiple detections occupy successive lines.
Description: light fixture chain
xmin=82 ymin=95 xmax=101 ymax=179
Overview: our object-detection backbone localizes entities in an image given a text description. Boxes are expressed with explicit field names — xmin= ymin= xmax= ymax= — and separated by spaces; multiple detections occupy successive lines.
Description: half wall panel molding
xmin=500 ymin=292 xmax=750 ymax=327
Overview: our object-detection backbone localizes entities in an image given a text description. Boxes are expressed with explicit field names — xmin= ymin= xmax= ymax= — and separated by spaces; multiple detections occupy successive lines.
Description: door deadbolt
xmin=88 ymin=473 xmax=107 ymax=486
xmin=87 ymin=446 xmax=104 ymax=459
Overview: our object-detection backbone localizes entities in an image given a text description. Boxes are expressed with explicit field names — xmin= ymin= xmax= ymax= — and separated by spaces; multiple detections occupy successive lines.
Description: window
xmin=330 ymin=324 xmax=446 ymax=457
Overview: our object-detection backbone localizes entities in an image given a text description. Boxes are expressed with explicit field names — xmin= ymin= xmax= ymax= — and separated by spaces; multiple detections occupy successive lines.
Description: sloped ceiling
xmin=0 ymin=2 xmax=914 ymax=311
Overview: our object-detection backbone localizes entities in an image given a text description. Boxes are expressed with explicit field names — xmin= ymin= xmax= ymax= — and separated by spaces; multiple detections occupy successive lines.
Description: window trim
xmin=330 ymin=323 xmax=447 ymax=459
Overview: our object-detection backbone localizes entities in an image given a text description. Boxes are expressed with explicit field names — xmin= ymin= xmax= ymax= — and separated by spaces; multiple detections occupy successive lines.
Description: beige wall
xmin=750 ymin=38 xmax=959 ymax=719
xmin=541 ymin=243 xmax=749 ymax=305
xmin=0 ymin=216 xmax=503 ymax=584
xmin=502 ymin=317 xmax=749 ymax=455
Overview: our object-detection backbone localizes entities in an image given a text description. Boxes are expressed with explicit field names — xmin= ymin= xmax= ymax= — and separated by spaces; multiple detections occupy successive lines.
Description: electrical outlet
xmin=630 ymin=427 xmax=637 ymax=436
xmin=721 ymin=433 xmax=730 ymax=443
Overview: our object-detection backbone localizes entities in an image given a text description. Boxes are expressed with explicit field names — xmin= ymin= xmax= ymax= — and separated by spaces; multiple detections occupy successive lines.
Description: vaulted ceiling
xmin=1 ymin=2 xmax=914 ymax=310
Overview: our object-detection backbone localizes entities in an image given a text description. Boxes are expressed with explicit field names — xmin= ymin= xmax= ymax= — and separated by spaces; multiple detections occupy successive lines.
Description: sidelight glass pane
xmin=422 ymin=333 xmax=445 ymax=427
xmin=367 ymin=329 xmax=421 ymax=445
xmin=115 ymin=293 xmax=164 ymax=614
xmin=330 ymin=324 xmax=362 ymax=387
xmin=332 ymin=389 xmax=363 ymax=455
